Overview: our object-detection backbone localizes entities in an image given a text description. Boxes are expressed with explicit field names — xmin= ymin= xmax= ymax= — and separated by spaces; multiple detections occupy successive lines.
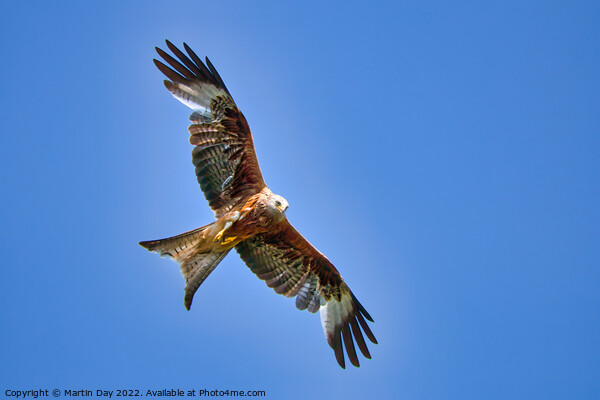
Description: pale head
xmin=269 ymin=192 xmax=289 ymax=214
xmin=261 ymin=191 xmax=289 ymax=225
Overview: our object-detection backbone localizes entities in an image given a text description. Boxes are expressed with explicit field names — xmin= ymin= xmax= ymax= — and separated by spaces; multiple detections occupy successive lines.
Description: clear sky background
xmin=1 ymin=1 xmax=599 ymax=399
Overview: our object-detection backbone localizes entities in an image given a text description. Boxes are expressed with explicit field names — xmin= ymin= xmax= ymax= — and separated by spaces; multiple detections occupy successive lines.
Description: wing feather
xmin=154 ymin=41 xmax=266 ymax=217
xmin=155 ymin=47 xmax=197 ymax=79
xmin=342 ymin=325 xmax=359 ymax=367
xmin=182 ymin=43 xmax=222 ymax=91
xmin=235 ymin=219 xmax=376 ymax=368
xmin=331 ymin=329 xmax=345 ymax=369
xmin=153 ymin=59 xmax=186 ymax=83
xmin=165 ymin=40 xmax=204 ymax=77
xmin=349 ymin=316 xmax=371 ymax=359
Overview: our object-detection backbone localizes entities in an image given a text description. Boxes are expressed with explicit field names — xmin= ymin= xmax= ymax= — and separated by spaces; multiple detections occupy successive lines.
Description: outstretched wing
xmin=235 ymin=219 xmax=377 ymax=368
xmin=154 ymin=40 xmax=266 ymax=217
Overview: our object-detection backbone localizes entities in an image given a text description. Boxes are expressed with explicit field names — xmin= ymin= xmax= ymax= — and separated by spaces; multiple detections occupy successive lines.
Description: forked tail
xmin=140 ymin=224 xmax=231 ymax=310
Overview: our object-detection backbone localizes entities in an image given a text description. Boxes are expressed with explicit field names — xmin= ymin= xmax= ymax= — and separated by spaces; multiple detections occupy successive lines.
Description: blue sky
xmin=1 ymin=1 xmax=599 ymax=398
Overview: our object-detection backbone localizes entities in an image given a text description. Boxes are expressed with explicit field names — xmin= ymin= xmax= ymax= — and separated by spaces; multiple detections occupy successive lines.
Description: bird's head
xmin=264 ymin=192 xmax=289 ymax=222
xmin=271 ymin=193 xmax=289 ymax=214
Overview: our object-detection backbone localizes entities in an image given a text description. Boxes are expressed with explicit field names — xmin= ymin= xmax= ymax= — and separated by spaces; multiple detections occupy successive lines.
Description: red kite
xmin=140 ymin=40 xmax=377 ymax=368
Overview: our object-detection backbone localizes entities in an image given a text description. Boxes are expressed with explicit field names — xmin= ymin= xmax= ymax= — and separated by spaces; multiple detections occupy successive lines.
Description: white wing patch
xmin=164 ymin=80 xmax=229 ymax=119
xmin=320 ymin=297 xmax=346 ymax=339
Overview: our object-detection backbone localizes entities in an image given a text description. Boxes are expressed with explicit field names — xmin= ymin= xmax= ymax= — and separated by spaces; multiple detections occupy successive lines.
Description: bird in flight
xmin=140 ymin=40 xmax=377 ymax=368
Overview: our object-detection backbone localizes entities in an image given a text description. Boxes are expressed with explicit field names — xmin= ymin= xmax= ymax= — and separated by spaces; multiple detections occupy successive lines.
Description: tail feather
xmin=139 ymin=225 xmax=211 ymax=262
xmin=140 ymin=224 xmax=230 ymax=309
xmin=183 ymin=249 xmax=231 ymax=310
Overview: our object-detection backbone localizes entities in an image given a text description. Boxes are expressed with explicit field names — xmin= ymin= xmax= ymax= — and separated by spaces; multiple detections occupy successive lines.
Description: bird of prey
xmin=140 ymin=40 xmax=377 ymax=368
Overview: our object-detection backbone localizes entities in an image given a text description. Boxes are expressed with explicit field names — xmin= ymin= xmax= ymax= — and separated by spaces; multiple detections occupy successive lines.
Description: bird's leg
xmin=214 ymin=221 xmax=233 ymax=243
xmin=214 ymin=211 xmax=240 ymax=243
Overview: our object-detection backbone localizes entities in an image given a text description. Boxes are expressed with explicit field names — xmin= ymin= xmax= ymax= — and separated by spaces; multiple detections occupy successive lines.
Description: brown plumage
xmin=140 ymin=40 xmax=377 ymax=368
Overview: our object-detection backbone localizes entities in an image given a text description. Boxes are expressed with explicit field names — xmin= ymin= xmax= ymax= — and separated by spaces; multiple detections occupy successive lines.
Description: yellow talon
xmin=213 ymin=214 xmax=239 ymax=245
xmin=215 ymin=229 xmax=236 ymax=245
xmin=220 ymin=236 xmax=236 ymax=245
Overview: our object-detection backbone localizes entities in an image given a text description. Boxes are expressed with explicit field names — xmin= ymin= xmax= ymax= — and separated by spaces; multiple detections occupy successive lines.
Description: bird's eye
xmin=275 ymin=200 xmax=281 ymax=207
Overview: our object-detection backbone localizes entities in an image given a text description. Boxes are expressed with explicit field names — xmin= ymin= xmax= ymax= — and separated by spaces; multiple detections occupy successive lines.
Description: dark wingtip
xmin=351 ymin=292 xmax=375 ymax=322
xmin=342 ymin=325 xmax=360 ymax=368
xmin=165 ymin=40 xmax=179 ymax=54
xmin=205 ymin=56 xmax=217 ymax=75
xmin=152 ymin=58 xmax=165 ymax=70
xmin=139 ymin=240 xmax=152 ymax=250
xmin=182 ymin=43 xmax=197 ymax=62
xmin=364 ymin=313 xmax=375 ymax=323
xmin=331 ymin=332 xmax=346 ymax=369
xmin=165 ymin=39 xmax=180 ymax=56
xmin=153 ymin=58 xmax=185 ymax=82
xmin=155 ymin=46 xmax=166 ymax=56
